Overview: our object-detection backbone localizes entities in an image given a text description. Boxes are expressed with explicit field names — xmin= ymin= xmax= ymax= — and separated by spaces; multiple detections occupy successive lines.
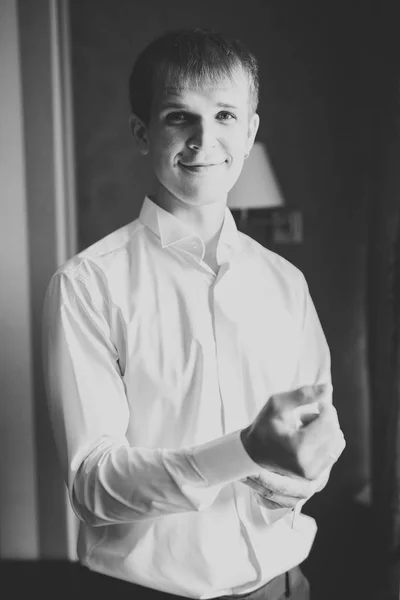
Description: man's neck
xmin=151 ymin=189 xmax=227 ymax=258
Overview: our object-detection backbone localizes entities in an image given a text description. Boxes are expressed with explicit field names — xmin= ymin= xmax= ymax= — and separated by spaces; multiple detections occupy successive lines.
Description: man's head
xmin=128 ymin=28 xmax=259 ymax=125
xmin=129 ymin=29 xmax=260 ymax=209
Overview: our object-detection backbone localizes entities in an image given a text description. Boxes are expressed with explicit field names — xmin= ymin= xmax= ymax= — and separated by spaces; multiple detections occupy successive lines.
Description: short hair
xmin=128 ymin=28 xmax=259 ymax=124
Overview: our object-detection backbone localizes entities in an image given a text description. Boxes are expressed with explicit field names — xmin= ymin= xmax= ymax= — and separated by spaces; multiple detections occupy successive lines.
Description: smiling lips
xmin=179 ymin=161 xmax=226 ymax=174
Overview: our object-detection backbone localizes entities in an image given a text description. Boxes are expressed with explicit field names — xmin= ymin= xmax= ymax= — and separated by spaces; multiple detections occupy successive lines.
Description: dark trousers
xmin=79 ymin=565 xmax=310 ymax=600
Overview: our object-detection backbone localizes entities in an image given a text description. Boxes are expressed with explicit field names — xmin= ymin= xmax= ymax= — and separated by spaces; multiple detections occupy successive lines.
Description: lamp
xmin=227 ymin=141 xmax=303 ymax=244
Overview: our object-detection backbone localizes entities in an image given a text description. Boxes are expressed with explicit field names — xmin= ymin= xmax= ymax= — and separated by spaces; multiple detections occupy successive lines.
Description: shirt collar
xmin=216 ymin=206 xmax=241 ymax=264
xmin=139 ymin=196 xmax=241 ymax=263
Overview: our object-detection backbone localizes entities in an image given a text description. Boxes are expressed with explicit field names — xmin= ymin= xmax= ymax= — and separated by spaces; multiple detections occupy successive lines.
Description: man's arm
xmin=43 ymin=269 xmax=344 ymax=527
xmin=240 ymin=273 xmax=345 ymax=509
xmin=42 ymin=271 xmax=266 ymax=527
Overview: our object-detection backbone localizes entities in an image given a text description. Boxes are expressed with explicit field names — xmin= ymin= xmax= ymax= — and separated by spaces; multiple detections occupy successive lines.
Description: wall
xmin=18 ymin=0 xmax=79 ymax=559
xmin=69 ymin=0 xmax=370 ymax=498
xmin=0 ymin=0 xmax=39 ymax=558
xmin=0 ymin=0 xmax=77 ymax=559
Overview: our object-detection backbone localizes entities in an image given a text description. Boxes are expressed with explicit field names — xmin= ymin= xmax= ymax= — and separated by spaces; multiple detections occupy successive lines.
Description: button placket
xmin=211 ymin=269 xmax=263 ymax=578
xmin=212 ymin=270 xmax=243 ymax=432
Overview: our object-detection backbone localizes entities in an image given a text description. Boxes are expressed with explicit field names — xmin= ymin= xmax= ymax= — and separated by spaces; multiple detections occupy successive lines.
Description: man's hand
xmin=242 ymin=463 xmax=332 ymax=510
xmin=241 ymin=383 xmax=346 ymax=481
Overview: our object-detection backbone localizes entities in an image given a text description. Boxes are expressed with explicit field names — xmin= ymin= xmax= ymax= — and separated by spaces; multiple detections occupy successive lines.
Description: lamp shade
xmin=227 ymin=141 xmax=285 ymax=209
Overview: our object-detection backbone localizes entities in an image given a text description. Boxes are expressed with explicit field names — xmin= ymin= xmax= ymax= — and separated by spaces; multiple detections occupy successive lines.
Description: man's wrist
xmin=240 ymin=426 xmax=261 ymax=466
xmin=240 ymin=426 xmax=295 ymax=476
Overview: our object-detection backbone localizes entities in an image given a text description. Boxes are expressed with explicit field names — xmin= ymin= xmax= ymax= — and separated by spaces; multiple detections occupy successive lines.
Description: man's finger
xmin=256 ymin=495 xmax=299 ymax=510
xmin=275 ymin=383 xmax=332 ymax=415
xmin=314 ymin=383 xmax=334 ymax=411
xmin=327 ymin=430 xmax=346 ymax=463
xmin=243 ymin=478 xmax=302 ymax=509
xmin=243 ymin=470 xmax=313 ymax=499
xmin=302 ymin=402 xmax=340 ymax=434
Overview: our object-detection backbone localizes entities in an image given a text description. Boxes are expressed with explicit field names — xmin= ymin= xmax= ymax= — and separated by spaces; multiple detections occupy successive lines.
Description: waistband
xmin=79 ymin=565 xmax=304 ymax=599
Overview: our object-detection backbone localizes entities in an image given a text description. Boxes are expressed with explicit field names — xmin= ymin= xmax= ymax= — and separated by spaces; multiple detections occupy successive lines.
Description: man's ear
xmin=245 ymin=113 xmax=260 ymax=157
xmin=129 ymin=114 xmax=150 ymax=155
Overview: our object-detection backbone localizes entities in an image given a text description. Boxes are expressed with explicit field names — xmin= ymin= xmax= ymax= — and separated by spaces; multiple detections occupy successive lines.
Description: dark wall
xmin=69 ymin=0 xmax=370 ymax=498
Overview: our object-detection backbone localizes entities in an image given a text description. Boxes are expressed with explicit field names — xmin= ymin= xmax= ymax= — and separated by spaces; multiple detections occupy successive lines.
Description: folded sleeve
xmin=42 ymin=269 xmax=263 ymax=527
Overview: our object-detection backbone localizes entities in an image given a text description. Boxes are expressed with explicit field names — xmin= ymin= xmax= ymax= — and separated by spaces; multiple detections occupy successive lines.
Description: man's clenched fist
xmin=240 ymin=384 xmax=345 ymax=481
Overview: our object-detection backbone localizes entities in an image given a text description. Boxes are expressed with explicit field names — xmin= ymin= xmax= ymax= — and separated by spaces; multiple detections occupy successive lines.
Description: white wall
xmin=0 ymin=0 xmax=78 ymax=559
xmin=0 ymin=0 xmax=39 ymax=558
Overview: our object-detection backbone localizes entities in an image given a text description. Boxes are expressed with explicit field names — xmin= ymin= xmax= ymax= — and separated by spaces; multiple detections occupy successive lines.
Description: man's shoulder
xmin=55 ymin=218 xmax=143 ymax=282
xmin=238 ymin=231 xmax=306 ymax=286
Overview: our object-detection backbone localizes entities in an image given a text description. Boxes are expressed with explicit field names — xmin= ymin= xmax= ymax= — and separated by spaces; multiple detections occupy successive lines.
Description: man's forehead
xmin=162 ymin=83 xmax=240 ymax=95
xmin=155 ymin=72 xmax=250 ymax=105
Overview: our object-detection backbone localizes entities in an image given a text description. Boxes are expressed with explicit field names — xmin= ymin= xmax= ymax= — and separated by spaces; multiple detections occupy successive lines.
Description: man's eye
xmin=216 ymin=111 xmax=236 ymax=121
xmin=165 ymin=112 xmax=187 ymax=124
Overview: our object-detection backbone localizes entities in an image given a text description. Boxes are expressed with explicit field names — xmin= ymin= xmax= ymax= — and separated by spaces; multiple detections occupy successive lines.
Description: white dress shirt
xmin=43 ymin=196 xmax=332 ymax=599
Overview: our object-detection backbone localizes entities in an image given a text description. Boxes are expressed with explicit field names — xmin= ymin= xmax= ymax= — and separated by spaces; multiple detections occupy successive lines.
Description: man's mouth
xmin=178 ymin=161 xmax=226 ymax=173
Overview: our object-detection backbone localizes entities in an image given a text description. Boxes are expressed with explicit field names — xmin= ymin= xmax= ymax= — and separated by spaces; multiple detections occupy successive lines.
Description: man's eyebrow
xmin=216 ymin=102 xmax=238 ymax=109
xmin=159 ymin=101 xmax=188 ymax=110
xmin=158 ymin=101 xmax=239 ymax=111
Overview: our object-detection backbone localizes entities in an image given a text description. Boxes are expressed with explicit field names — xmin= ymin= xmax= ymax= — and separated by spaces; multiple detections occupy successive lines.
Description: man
xmin=43 ymin=28 xmax=345 ymax=600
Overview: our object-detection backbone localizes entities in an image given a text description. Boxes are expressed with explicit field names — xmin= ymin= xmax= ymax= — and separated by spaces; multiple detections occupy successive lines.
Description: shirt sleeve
xmin=42 ymin=270 xmax=263 ymax=527
xmin=243 ymin=272 xmax=337 ymax=516
xmin=292 ymin=273 xmax=333 ymax=393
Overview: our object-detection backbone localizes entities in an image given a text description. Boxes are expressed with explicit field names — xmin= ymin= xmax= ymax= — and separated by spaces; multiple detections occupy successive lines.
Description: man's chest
xmin=111 ymin=268 xmax=302 ymax=436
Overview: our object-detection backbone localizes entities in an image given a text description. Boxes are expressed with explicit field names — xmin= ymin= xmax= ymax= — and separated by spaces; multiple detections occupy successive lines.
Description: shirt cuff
xmin=189 ymin=429 xmax=264 ymax=486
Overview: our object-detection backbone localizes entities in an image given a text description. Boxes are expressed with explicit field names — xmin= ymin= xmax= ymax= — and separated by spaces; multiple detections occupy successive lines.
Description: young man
xmin=43 ymin=29 xmax=345 ymax=600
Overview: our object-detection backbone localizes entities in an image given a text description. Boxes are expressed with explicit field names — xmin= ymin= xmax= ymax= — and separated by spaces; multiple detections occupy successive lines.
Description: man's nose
xmin=187 ymin=120 xmax=216 ymax=152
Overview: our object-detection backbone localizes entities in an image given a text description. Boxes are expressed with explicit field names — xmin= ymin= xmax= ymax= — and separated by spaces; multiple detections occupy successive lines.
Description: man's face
xmin=135 ymin=68 xmax=259 ymax=209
